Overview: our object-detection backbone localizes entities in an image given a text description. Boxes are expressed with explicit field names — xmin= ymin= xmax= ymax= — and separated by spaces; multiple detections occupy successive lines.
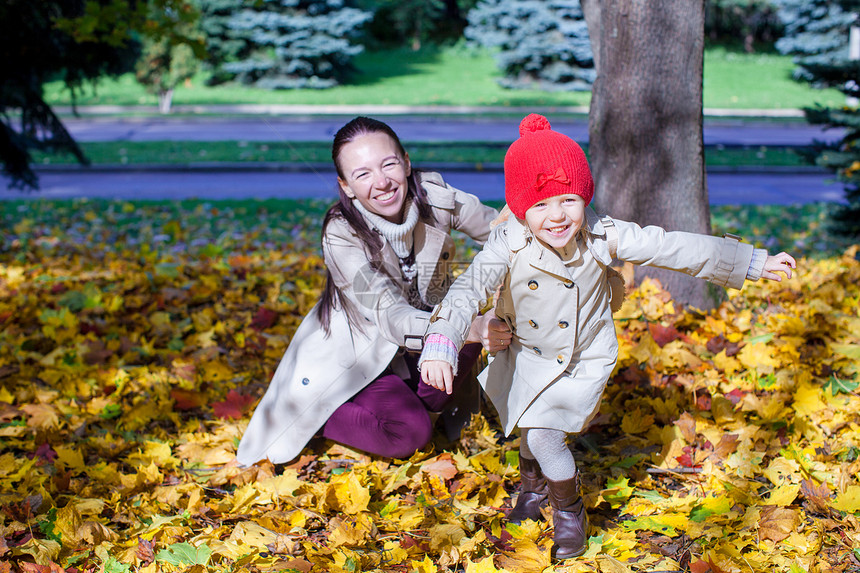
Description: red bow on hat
xmin=535 ymin=167 xmax=570 ymax=191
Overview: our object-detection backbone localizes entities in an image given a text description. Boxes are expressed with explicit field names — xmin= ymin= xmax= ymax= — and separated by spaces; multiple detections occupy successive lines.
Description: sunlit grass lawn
xmin=43 ymin=44 xmax=844 ymax=111
xmin=31 ymin=140 xmax=811 ymax=168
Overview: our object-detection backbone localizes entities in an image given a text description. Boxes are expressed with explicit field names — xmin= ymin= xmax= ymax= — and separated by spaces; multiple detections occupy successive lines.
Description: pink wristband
xmin=426 ymin=333 xmax=457 ymax=350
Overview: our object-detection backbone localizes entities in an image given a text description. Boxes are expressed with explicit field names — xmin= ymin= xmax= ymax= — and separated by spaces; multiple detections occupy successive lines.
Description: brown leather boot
xmin=507 ymin=454 xmax=548 ymax=523
xmin=546 ymin=472 xmax=589 ymax=559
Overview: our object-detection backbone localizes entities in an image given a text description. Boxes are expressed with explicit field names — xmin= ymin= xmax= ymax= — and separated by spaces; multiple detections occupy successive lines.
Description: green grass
xmin=44 ymin=44 xmax=844 ymax=111
xmin=1 ymin=199 xmax=853 ymax=261
xmin=32 ymin=140 xmax=811 ymax=168
xmin=702 ymin=45 xmax=842 ymax=110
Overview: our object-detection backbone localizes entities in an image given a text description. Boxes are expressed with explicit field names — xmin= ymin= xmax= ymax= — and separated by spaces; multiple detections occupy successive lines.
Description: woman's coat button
xmin=564 ymin=281 xmax=574 ymax=289
xmin=529 ymin=320 xmax=538 ymax=328
xmin=301 ymin=377 xmax=310 ymax=386
xmin=557 ymin=355 xmax=564 ymax=364
xmin=558 ymin=321 xmax=569 ymax=329
xmin=528 ymin=280 xmax=539 ymax=290
xmin=533 ymin=347 xmax=542 ymax=355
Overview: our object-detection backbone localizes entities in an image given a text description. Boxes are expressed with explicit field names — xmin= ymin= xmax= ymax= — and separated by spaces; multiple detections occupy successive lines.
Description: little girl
xmin=419 ymin=114 xmax=796 ymax=559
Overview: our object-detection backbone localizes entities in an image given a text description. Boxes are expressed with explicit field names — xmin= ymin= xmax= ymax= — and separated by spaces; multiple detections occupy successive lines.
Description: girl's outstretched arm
xmin=761 ymin=252 xmax=797 ymax=282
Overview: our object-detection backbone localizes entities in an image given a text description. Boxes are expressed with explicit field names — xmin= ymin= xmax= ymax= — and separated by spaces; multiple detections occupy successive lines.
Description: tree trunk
xmin=158 ymin=89 xmax=174 ymax=114
xmin=583 ymin=0 xmax=721 ymax=309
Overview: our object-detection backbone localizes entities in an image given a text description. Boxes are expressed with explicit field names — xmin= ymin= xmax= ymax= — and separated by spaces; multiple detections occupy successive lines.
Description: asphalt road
xmin=61 ymin=116 xmax=845 ymax=146
xmin=1 ymin=169 xmax=843 ymax=205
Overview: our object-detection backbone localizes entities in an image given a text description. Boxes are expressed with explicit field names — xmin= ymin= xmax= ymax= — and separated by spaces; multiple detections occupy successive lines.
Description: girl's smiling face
xmin=523 ymin=194 xmax=586 ymax=249
xmin=336 ymin=131 xmax=412 ymax=223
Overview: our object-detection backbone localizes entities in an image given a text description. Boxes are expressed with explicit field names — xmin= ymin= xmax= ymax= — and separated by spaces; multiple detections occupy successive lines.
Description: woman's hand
xmin=761 ymin=252 xmax=797 ymax=282
xmin=465 ymin=313 xmax=512 ymax=353
xmin=421 ymin=360 xmax=455 ymax=395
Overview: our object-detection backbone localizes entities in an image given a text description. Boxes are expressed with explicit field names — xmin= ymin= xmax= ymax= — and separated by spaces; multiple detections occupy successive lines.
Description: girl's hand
xmin=421 ymin=360 xmax=455 ymax=395
xmin=762 ymin=252 xmax=797 ymax=282
xmin=466 ymin=313 xmax=513 ymax=353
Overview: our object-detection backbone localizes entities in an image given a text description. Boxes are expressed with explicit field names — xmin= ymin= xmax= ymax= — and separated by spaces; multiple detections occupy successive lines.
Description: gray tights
xmin=519 ymin=427 xmax=577 ymax=481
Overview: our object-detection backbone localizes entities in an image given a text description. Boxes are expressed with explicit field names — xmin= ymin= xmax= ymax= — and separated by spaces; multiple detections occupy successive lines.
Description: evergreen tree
xmin=802 ymin=65 xmax=860 ymax=239
xmin=198 ymin=0 xmax=246 ymax=85
xmin=464 ymin=0 xmax=594 ymax=91
xmin=775 ymin=0 xmax=860 ymax=237
xmin=773 ymin=0 xmax=856 ymax=82
xmin=203 ymin=0 xmax=372 ymax=89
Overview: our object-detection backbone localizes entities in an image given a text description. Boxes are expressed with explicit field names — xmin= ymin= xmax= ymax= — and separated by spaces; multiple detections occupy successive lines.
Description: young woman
xmin=236 ymin=117 xmax=511 ymax=466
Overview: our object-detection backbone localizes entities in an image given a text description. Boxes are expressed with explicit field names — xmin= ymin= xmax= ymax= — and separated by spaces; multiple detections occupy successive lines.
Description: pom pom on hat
xmin=519 ymin=113 xmax=552 ymax=135
xmin=504 ymin=114 xmax=594 ymax=218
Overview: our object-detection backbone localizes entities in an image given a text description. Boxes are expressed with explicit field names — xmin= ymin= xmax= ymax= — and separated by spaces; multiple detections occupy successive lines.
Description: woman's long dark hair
xmin=317 ymin=116 xmax=435 ymax=335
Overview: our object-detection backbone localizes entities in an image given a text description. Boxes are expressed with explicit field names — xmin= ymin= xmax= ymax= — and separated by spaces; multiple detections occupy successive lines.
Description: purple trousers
xmin=322 ymin=343 xmax=483 ymax=458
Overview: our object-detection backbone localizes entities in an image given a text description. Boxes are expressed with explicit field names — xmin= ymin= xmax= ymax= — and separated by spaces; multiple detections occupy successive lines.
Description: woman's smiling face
xmin=337 ymin=131 xmax=412 ymax=223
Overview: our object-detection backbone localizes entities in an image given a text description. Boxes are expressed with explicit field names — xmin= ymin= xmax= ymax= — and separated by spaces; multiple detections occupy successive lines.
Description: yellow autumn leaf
xmin=831 ymin=485 xmax=860 ymax=513
xmin=54 ymin=445 xmax=86 ymax=472
xmin=127 ymin=440 xmax=180 ymax=470
xmin=256 ymin=470 xmax=304 ymax=499
xmin=428 ymin=522 xmax=466 ymax=552
xmin=762 ymin=456 xmax=802 ymax=486
xmin=328 ymin=514 xmax=375 ymax=547
xmin=621 ymin=407 xmax=655 ymax=434
xmin=767 ymin=484 xmax=800 ymax=507
xmin=229 ymin=521 xmax=277 ymax=548
xmin=792 ymin=382 xmax=827 ymax=417
xmin=496 ymin=538 xmax=551 ymax=572
xmin=597 ymin=555 xmax=633 ymax=572
xmin=470 ymin=449 xmax=504 ymax=474
xmin=831 ymin=343 xmax=860 ymax=360
xmin=465 ymin=555 xmax=509 ymax=573
xmin=12 ymin=538 xmax=61 ymax=565
xmin=327 ymin=471 xmax=371 ymax=514
xmin=410 ymin=554 xmax=438 ymax=573
xmin=55 ymin=503 xmax=84 ymax=546
xmin=712 ymin=348 xmax=742 ymax=375
xmin=737 ymin=341 xmax=781 ymax=373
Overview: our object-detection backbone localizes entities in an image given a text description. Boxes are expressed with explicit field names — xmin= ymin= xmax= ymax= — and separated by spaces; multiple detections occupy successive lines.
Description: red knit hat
xmin=504 ymin=114 xmax=594 ymax=218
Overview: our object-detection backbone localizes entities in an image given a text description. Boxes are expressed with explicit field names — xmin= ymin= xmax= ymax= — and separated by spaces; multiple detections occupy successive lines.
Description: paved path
xmin=62 ymin=116 xmax=844 ymax=146
xmin=1 ymin=169 xmax=842 ymax=205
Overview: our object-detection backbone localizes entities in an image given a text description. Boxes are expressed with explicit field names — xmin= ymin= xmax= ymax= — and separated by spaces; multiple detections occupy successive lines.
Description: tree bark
xmin=583 ymin=0 xmax=720 ymax=309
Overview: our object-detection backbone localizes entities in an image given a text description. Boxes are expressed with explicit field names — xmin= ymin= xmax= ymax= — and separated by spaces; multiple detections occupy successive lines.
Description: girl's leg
xmin=508 ymin=428 xmax=550 ymax=523
xmin=525 ymin=428 xmax=588 ymax=559
xmin=322 ymin=374 xmax=433 ymax=459
xmin=525 ymin=428 xmax=576 ymax=480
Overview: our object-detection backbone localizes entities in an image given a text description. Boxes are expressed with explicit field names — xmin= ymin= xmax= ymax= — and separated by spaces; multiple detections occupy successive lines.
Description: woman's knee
xmin=379 ymin=412 xmax=434 ymax=458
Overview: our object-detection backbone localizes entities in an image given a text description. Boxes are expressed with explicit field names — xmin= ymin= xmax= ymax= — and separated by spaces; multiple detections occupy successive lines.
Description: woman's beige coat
xmin=427 ymin=209 xmax=765 ymax=436
xmin=236 ymin=172 xmax=498 ymax=466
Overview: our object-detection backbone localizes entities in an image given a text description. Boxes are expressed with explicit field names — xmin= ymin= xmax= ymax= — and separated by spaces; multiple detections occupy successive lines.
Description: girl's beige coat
xmin=427 ymin=210 xmax=761 ymax=436
xmin=236 ymin=173 xmax=497 ymax=466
